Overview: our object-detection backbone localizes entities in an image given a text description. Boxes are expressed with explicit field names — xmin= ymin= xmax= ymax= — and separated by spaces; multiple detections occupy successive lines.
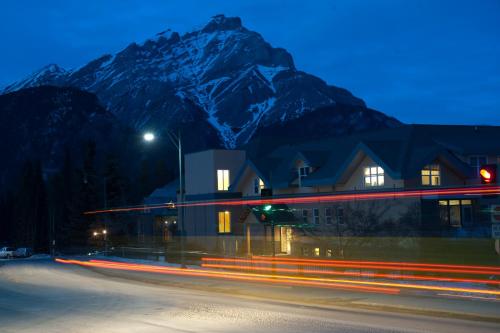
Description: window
xmin=337 ymin=207 xmax=344 ymax=224
xmin=438 ymin=200 xmax=473 ymax=228
xmin=302 ymin=247 xmax=310 ymax=256
xmin=313 ymin=208 xmax=320 ymax=224
xmin=421 ymin=164 xmax=440 ymax=186
xmin=325 ymin=208 xmax=333 ymax=224
xmin=299 ymin=166 xmax=310 ymax=177
xmin=302 ymin=209 xmax=309 ymax=224
xmin=364 ymin=166 xmax=384 ymax=187
xmin=469 ymin=156 xmax=487 ymax=177
xmin=253 ymin=178 xmax=264 ymax=194
xmin=217 ymin=169 xmax=229 ymax=191
xmin=298 ymin=166 xmax=311 ymax=186
xmin=314 ymin=247 xmax=320 ymax=256
xmin=326 ymin=249 xmax=333 ymax=257
xmin=218 ymin=211 xmax=231 ymax=233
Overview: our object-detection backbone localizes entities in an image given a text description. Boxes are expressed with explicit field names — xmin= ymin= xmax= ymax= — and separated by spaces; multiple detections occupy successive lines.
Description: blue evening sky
xmin=1 ymin=0 xmax=498 ymax=124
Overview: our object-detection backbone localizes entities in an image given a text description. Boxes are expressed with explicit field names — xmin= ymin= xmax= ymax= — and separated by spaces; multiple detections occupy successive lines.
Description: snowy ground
xmin=0 ymin=258 xmax=499 ymax=333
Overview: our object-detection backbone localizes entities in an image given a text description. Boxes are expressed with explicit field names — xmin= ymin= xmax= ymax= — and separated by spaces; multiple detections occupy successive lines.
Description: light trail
xmin=201 ymin=263 xmax=500 ymax=285
xmin=437 ymin=293 xmax=500 ymax=302
xmin=55 ymin=258 xmax=399 ymax=294
xmin=83 ymin=185 xmax=500 ymax=215
xmin=56 ymin=258 xmax=500 ymax=296
xmin=202 ymin=257 xmax=500 ymax=276
xmin=249 ymin=256 xmax=500 ymax=273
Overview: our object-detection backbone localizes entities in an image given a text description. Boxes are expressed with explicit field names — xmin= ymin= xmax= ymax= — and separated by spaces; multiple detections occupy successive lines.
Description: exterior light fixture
xmin=143 ymin=132 xmax=155 ymax=142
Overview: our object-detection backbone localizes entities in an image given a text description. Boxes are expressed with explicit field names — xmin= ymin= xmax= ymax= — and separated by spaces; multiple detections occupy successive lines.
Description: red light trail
xmin=201 ymin=263 xmax=500 ymax=285
xmin=83 ymin=185 xmax=500 ymax=215
xmin=202 ymin=257 xmax=500 ymax=275
xmin=249 ymin=256 xmax=500 ymax=273
xmin=55 ymin=258 xmax=500 ymax=296
xmin=55 ymin=258 xmax=399 ymax=294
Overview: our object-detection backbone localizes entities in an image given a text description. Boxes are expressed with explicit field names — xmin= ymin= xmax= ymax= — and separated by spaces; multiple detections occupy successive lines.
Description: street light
xmin=143 ymin=130 xmax=186 ymax=268
xmin=143 ymin=132 xmax=155 ymax=142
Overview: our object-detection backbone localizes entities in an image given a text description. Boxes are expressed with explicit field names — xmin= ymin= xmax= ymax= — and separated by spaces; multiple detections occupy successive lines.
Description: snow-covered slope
xmin=2 ymin=15 xmax=396 ymax=148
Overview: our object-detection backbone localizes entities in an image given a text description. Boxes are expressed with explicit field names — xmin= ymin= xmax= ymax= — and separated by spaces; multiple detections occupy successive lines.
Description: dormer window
xmin=469 ymin=156 xmax=487 ymax=177
xmin=421 ymin=164 xmax=440 ymax=186
xmin=253 ymin=178 xmax=265 ymax=194
xmin=298 ymin=166 xmax=311 ymax=187
xmin=364 ymin=166 xmax=384 ymax=187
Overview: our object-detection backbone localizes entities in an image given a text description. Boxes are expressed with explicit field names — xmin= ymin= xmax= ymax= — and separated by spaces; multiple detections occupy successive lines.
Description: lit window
xmin=469 ymin=156 xmax=487 ymax=177
xmin=438 ymin=200 xmax=473 ymax=228
xmin=218 ymin=211 xmax=231 ymax=233
xmin=326 ymin=249 xmax=333 ymax=257
xmin=253 ymin=178 xmax=265 ymax=194
xmin=364 ymin=166 xmax=384 ymax=187
xmin=217 ymin=169 xmax=229 ymax=191
xmin=314 ymin=247 xmax=320 ymax=256
xmin=313 ymin=208 xmax=320 ymax=224
xmin=325 ymin=208 xmax=332 ymax=224
xmin=421 ymin=164 xmax=440 ymax=186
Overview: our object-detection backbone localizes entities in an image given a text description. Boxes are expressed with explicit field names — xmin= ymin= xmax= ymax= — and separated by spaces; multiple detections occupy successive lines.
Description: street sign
xmin=492 ymin=205 xmax=500 ymax=223
xmin=492 ymin=224 xmax=500 ymax=239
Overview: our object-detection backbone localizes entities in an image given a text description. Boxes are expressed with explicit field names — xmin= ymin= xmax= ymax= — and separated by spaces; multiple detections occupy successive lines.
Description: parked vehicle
xmin=0 ymin=247 xmax=16 ymax=259
xmin=13 ymin=247 xmax=33 ymax=258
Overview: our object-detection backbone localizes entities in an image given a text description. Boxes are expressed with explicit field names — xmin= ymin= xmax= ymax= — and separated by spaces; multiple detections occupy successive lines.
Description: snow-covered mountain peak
xmin=202 ymin=15 xmax=243 ymax=33
xmin=1 ymin=15 xmax=398 ymax=148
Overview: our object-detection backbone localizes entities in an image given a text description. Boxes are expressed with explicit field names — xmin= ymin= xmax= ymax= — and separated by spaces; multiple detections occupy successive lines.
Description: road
xmin=0 ymin=258 xmax=499 ymax=333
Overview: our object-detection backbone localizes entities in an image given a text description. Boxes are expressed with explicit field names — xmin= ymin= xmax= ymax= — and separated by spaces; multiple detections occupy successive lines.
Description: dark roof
xmin=244 ymin=124 xmax=500 ymax=188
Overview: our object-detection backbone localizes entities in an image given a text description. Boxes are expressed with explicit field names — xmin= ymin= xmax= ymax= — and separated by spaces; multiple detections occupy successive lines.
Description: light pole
xmin=143 ymin=130 xmax=186 ymax=268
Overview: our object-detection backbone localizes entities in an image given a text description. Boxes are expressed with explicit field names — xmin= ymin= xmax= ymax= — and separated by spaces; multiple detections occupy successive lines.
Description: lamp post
xmin=143 ymin=130 xmax=186 ymax=268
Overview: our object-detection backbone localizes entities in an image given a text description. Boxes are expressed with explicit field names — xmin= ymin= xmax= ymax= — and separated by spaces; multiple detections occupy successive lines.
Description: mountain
xmin=2 ymin=15 xmax=399 ymax=148
xmin=0 ymin=86 xmax=118 ymax=187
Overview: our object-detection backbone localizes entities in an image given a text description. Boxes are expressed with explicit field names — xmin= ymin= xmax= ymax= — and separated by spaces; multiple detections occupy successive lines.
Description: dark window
xmin=337 ymin=207 xmax=344 ymax=224
xmin=325 ymin=208 xmax=332 ymax=224
xmin=313 ymin=208 xmax=320 ymax=224
xmin=469 ymin=156 xmax=487 ymax=177
xmin=302 ymin=209 xmax=309 ymax=223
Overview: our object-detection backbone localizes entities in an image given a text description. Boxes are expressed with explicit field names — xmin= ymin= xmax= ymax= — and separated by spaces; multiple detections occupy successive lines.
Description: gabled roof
xmin=235 ymin=124 xmax=499 ymax=190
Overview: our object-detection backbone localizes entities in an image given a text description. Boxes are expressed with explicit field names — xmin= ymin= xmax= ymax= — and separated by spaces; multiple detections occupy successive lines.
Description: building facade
xmin=181 ymin=125 xmax=500 ymax=258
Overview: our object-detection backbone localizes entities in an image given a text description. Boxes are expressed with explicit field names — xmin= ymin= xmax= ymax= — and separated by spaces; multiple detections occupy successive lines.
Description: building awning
xmin=249 ymin=204 xmax=311 ymax=228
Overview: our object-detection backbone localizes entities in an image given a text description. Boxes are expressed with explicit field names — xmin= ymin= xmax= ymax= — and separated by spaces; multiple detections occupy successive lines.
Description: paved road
xmin=0 ymin=259 xmax=499 ymax=333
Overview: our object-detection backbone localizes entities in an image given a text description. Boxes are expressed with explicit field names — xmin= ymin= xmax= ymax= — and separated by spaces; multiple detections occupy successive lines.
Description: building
xmin=182 ymin=125 xmax=500 ymax=258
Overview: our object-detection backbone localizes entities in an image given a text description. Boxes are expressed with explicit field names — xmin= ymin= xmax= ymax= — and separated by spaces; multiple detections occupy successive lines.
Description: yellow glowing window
xmin=218 ymin=211 xmax=231 ymax=233
xmin=314 ymin=247 xmax=320 ymax=256
xmin=421 ymin=164 xmax=440 ymax=186
xmin=217 ymin=169 xmax=230 ymax=191
xmin=364 ymin=166 xmax=384 ymax=186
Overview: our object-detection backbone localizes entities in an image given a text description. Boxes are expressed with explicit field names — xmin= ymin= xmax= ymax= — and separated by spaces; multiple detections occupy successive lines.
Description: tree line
xmin=0 ymin=139 xmax=174 ymax=253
